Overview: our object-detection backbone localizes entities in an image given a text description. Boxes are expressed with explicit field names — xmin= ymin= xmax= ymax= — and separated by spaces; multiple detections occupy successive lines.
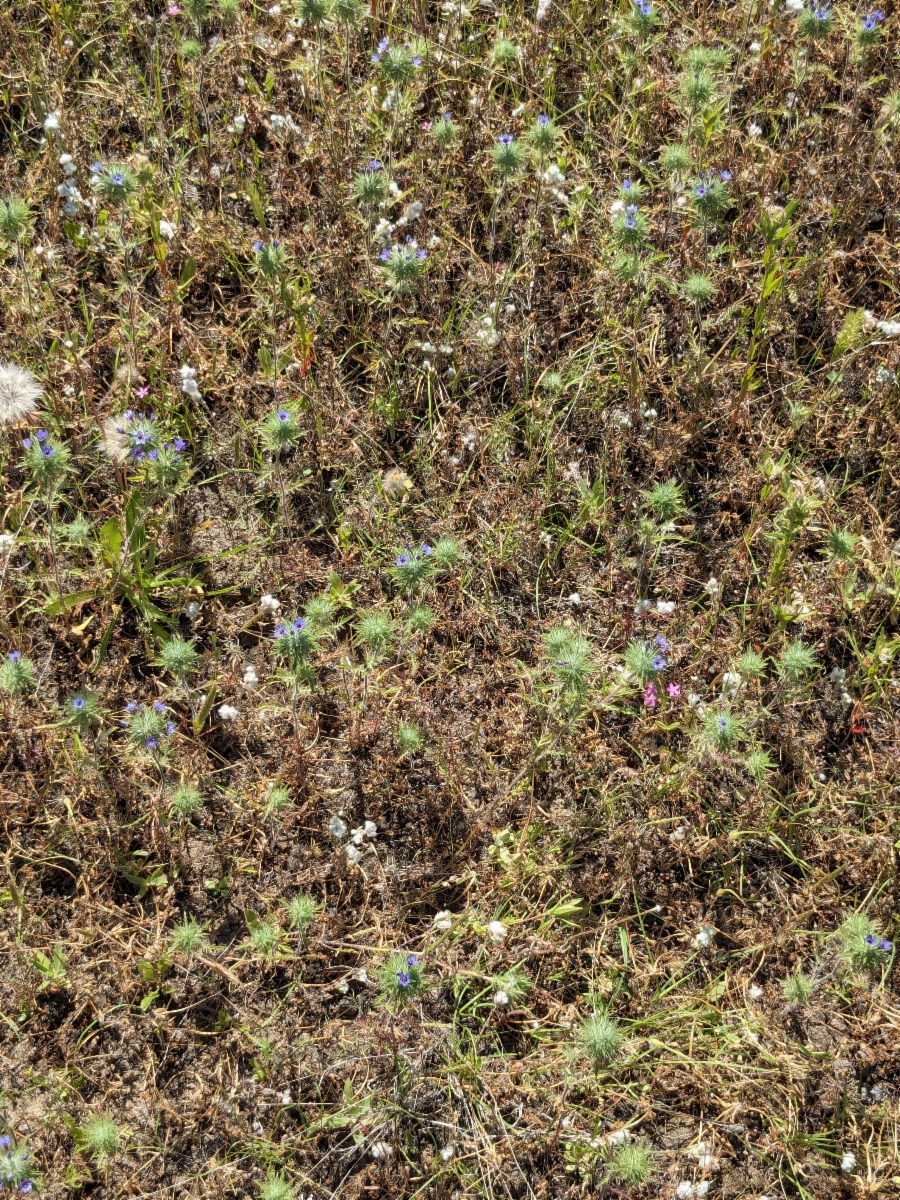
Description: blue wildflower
xmin=396 ymin=970 xmax=411 ymax=987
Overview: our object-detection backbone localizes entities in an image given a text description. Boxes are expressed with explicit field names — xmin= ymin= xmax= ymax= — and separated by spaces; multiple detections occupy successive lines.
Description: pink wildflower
xmin=643 ymin=683 xmax=658 ymax=708
xmin=667 ymin=682 xmax=681 ymax=699
xmin=420 ymin=121 xmax=433 ymax=131
xmin=135 ymin=386 xmax=150 ymax=398
xmin=167 ymin=4 xmax=181 ymax=13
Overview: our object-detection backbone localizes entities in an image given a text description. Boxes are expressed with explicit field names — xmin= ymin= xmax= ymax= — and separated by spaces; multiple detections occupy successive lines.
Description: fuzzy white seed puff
xmin=0 ymin=362 xmax=43 ymax=426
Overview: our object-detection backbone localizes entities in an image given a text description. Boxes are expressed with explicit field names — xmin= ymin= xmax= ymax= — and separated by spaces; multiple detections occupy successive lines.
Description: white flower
xmin=656 ymin=600 xmax=676 ymax=614
xmin=705 ymin=576 xmax=719 ymax=596
xmin=185 ymin=600 xmax=202 ymax=620
xmin=158 ymin=219 xmax=176 ymax=240
xmin=269 ymin=113 xmax=287 ymax=131
xmin=363 ymin=820 xmax=377 ymax=838
xmin=634 ymin=598 xmax=652 ymax=615
xmin=675 ymin=1184 xmax=695 ymax=1200
xmin=610 ymin=198 xmax=625 ymax=219
xmin=693 ymin=924 xmax=715 ymax=948
xmin=535 ymin=0 xmax=550 ymax=20
xmin=543 ymin=163 xmax=565 ymax=186
xmin=748 ymin=984 xmax=763 ymax=999
xmin=328 ymin=815 xmax=347 ymax=838
xmin=749 ymin=41 xmax=761 ymax=51
xmin=242 ymin=664 xmax=259 ymax=688
xmin=675 ymin=193 xmax=688 ymax=207
xmin=388 ymin=179 xmax=401 ymax=197
xmin=493 ymin=989 xmax=509 ymax=1005
xmin=370 ymin=1142 xmax=392 ymax=1160
xmin=696 ymin=1185 xmax=709 ymax=1198
xmin=440 ymin=1145 xmax=455 ymax=1162
xmin=841 ymin=1152 xmax=856 ymax=1173
xmin=260 ymin=594 xmax=280 ymax=613
xmin=670 ymin=826 xmax=686 ymax=843
xmin=876 ymin=320 xmax=900 ymax=338
xmin=218 ymin=704 xmax=239 ymax=721
xmin=568 ymin=592 xmax=582 ymax=606
xmin=606 ymin=1129 xmax=630 ymax=1146
xmin=43 ymin=111 xmax=60 ymax=132
xmin=487 ymin=920 xmax=507 ymax=944
xmin=345 ymin=844 xmax=362 ymax=864
xmin=748 ymin=121 xmax=763 ymax=138
xmin=0 ymin=362 xmax=43 ymax=426
xmin=229 ymin=114 xmax=247 ymax=134
xmin=785 ymin=0 xmax=803 ymax=9
xmin=433 ymin=910 xmax=453 ymax=931
xmin=511 ymin=103 xmax=526 ymax=117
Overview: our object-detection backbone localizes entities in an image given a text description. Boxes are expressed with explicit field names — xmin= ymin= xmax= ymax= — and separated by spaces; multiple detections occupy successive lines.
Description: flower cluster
xmin=56 ymin=151 xmax=84 ymax=215
xmin=21 ymin=427 xmax=70 ymax=488
xmin=378 ymin=238 xmax=428 ymax=292
xmin=272 ymin=615 xmax=318 ymax=669
xmin=122 ymin=700 xmax=177 ymax=751
xmin=1 ymin=1136 xmax=35 ymax=1194
xmin=371 ymin=38 xmax=422 ymax=83
xmin=864 ymin=934 xmax=893 ymax=953
xmin=0 ymin=649 xmax=36 ymax=695
xmin=89 ymin=161 xmax=137 ymax=205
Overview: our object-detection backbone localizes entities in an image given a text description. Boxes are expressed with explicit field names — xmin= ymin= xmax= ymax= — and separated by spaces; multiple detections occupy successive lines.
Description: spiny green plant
xmin=0 ymin=196 xmax=32 ymax=243
xmin=355 ymin=609 xmax=395 ymax=658
xmin=782 ymin=968 xmax=815 ymax=1006
xmin=169 ymin=914 xmax=207 ymax=957
xmin=836 ymin=913 xmax=893 ymax=972
xmin=684 ymin=271 xmax=716 ymax=305
xmin=776 ymin=640 xmax=817 ymax=685
xmin=248 ymin=919 xmax=281 ymax=958
xmin=826 ymin=528 xmax=858 ymax=562
xmin=608 ymin=1139 xmax=655 ymax=1186
xmin=156 ymin=635 xmax=200 ymax=677
xmin=377 ymin=951 xmax=426 ymax=1008
xmin=80 ymin=1116 xmax=121 ymax=1164
xmin=264 ymin=785 xmax=292 ymax=817
xmin=397 ymin=721 xmax=425 ymax=757
xmin=492 ymin=133 xmax=527 ymax=177
xmin=260 ymin=406 xmax=303 ymax=455
xmin=259 ymin=1171 xmax=296 ymax=1200
xmin=0 ymin=650 xmax=35 ymax=695
xmin=286 ymin=891 xmax=321 ymax=932
xmin=737 ymin=648 xmax=767 ymax=678
xmin=643 ymin=480 xmax=685 ymax=522
xmin=169 ymin=783 xmax=201 ymax=818
xmin=578 ymin=1012 xmax=622 ymax=1068
xmin=491 ymin=37 xmax=520 ymax=69
xmin=701 ymin=708 xmax=744 ymax=751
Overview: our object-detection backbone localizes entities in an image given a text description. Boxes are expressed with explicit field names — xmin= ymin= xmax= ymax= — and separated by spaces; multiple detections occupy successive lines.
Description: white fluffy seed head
xmin=0 ymin=362 xmax=43 ymax=426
